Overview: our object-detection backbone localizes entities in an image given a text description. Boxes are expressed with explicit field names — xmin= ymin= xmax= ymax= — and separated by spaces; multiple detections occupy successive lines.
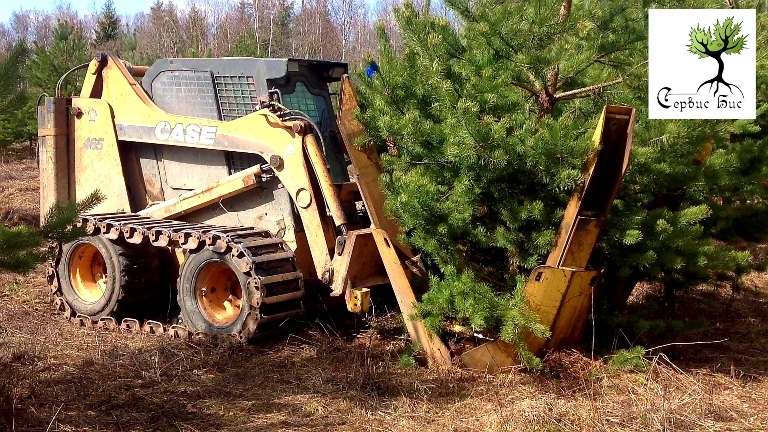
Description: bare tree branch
xmin=554 ymin=76 xmax=625 ymax=101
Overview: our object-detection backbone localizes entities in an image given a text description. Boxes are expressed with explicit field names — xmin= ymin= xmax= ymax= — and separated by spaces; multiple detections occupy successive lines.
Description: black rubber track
xmin=53 ymin=213 xmax=306 ymax=340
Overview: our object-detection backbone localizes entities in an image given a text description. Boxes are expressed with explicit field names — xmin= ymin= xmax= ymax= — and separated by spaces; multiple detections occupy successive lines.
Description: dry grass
xmin=1 ymin=273 xmax=767 ymax=432
xmin=2 ymin=151 xmax=768 ymax=431
xmin=0 ymin=150 xmax=38 ymax=227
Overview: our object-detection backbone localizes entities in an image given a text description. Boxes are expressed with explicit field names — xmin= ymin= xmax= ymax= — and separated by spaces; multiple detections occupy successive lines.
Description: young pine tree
xmin=0 ymin=38 xmax=103 ymax=272
xmin=27 ymin=20 xmax=92 ymax=97
xmin=0 ymin=42 xmax=34 ymax=149
xmin=355 ymin=0 xmax=765 ymax=356
xmin=94 ymin=0 xmax=122 ymax=49
xmin=0 ymin=192 xmax=104 ymax=272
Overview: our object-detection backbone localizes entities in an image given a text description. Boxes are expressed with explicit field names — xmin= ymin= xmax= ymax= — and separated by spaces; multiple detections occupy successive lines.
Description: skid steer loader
xmin=38 ymin=53 xmax=634 ymax=369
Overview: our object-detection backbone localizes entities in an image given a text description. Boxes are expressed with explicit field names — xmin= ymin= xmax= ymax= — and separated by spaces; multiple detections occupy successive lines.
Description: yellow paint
xmin=336 ymin=76 xmax=419 ymax=263
xmin=71 ymin=98 xmax=131 ymax=213
xmin=523 ymin=266 xmax=599 ymax=354
xmin=38 ymin=99 xmax=70 ymax=222
xmin=547 ymin=105 xmax=634 ymax=268
xmin=62 ymin=55 xmax=453 ymax=367
xmin=371 ymin=229 xmax=452 ymax=367
xmin=346 ymin=287 xmax=371 ymax=314
xmin=461 ymin=105 xmax=636 ymax=371
xmin=79 ymin=53 xmax=335 ymax=286
xmin=460 ymin=339 xmax=520 ymax=373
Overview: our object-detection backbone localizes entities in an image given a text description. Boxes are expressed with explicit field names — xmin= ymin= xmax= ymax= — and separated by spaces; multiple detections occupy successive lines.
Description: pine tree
xmin=94 ymin=0 xmax=121 ymax=48
xmin=0 ymin=42 xmax=34 ymax=149
xmin=0 ymin=191 xmax=104 ymax=273
xmin=355 ymin=0 xmax=765 ymax=355
xmin=27 ymin=20 xmax=91 ymax=96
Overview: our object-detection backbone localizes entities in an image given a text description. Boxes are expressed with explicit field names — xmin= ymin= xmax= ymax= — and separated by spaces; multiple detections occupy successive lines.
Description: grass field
xmin=1 ymin=149 xmax=767 ymax=431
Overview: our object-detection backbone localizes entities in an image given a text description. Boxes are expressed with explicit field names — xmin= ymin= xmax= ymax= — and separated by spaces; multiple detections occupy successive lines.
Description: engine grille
xmin=151 ymin=70 xmax=220 ymax=120
xmin=214 ymin=75 xmax=260 ymax=121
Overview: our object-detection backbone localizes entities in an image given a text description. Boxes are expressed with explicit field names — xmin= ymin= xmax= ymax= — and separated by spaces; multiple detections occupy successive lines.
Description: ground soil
xmin=1 ymin=150 xmax=767 ymax=431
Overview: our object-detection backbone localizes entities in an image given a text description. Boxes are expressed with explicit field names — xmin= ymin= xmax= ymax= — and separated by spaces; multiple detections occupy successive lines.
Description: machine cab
xmin=140 ymin=57 xmax=350 ymax=183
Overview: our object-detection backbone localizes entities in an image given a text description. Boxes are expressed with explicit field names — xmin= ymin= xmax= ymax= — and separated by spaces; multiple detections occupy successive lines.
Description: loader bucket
xmin=461 ymin=105 xmax=636 ymax=371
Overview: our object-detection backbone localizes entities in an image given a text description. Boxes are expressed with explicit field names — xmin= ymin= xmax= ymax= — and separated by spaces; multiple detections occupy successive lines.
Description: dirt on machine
xmin=37 ymin=52 xmax=635 ymax=369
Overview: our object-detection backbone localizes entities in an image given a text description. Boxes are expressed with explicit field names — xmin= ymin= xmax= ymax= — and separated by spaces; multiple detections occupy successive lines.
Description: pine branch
xmin=554 ymin=76 xmax=625 ymax=101
xmin=408 ymin=160 xmax=452 ymax=167
xmin=525 ymin=70 xmax=545 ymax=94
xmin=558 ymin=45 xmax=635 ymax=91
xmin=511 ymin=80 xmax=538 ymax=96
xmin=40 ymin=190 xmax=105 ymax=243
xmin=76 ymin=190 xmax=106 ymax=213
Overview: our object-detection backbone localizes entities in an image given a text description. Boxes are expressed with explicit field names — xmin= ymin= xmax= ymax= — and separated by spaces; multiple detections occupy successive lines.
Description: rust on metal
xmin=120 ymin=318 xmax=141 ymax=333
xmin=142 ymin=320 xmax=165 ymax=335
xmin=97 ymin=316 xmax=118 ymax=331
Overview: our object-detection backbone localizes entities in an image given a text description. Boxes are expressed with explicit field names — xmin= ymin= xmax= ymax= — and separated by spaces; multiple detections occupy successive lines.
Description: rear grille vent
xmin=151 ymin=70 xmax=220 ymax=120
xmin=214 ymin=75 xmax=260 ymax=121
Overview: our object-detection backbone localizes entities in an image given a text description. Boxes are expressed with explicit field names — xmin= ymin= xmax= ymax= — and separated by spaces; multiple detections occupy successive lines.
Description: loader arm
xmin=333 ymin=76 xmax=452 ymax=366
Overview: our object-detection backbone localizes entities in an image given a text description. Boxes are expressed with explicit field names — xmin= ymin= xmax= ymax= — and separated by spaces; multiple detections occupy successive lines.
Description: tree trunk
xmin=663 ymin=282 xmax=677 ymax=317
xmin=558 ymin=0 xmax=572 ymax=23
xmin=537 ymin=91 xmax=556 ymax=118
xmin=599 ymin=266 xmax=641 ymax=311
xmin=714 ymin=54 xmax=725 ymax=81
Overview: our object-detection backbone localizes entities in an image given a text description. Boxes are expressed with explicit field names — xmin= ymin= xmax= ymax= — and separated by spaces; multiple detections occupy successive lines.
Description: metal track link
xmin=49 ymin=212 xmax=305 ymax=341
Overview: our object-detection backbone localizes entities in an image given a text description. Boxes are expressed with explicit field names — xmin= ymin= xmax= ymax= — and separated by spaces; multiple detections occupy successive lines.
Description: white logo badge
xmin=154 ymin=121 xmax=218 ymax=145
xmin=649 ymin=9 xmax=756 ymax=119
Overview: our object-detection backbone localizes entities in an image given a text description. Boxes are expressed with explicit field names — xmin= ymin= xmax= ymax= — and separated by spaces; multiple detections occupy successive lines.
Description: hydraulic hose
xmin=56 ymin=62 xmax=90 ymax=97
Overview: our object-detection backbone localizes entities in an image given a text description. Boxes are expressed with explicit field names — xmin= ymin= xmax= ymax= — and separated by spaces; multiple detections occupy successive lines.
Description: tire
xmin=58 ymin=236 xmax=160 ymax=319
xmin=177 ymin=249 xmax=251 ymax=334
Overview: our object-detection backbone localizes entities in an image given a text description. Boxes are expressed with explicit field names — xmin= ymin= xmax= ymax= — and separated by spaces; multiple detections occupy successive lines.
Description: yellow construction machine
xmin=38 ymin=53 xmax=634 ymax=369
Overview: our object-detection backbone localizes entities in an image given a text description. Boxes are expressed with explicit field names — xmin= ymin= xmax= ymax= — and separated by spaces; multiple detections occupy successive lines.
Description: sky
xmin=2 ymin=0 xmax=199 ymax=23
xmin=0 ymin=0 xmax=382 ymax=23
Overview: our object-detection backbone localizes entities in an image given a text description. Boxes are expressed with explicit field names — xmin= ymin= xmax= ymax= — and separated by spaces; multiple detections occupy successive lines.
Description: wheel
xmin=177 ymin=249 xmax=251 ymax=334
xmin=58 ymin=236 xmax=160 ymax=319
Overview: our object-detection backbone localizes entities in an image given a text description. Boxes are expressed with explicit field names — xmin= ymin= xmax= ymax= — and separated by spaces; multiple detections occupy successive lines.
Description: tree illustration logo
xmin=648 ymin=9 xmax=755 ymax=120
xmin=688 ymin=17 xmax=746 ymax=97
